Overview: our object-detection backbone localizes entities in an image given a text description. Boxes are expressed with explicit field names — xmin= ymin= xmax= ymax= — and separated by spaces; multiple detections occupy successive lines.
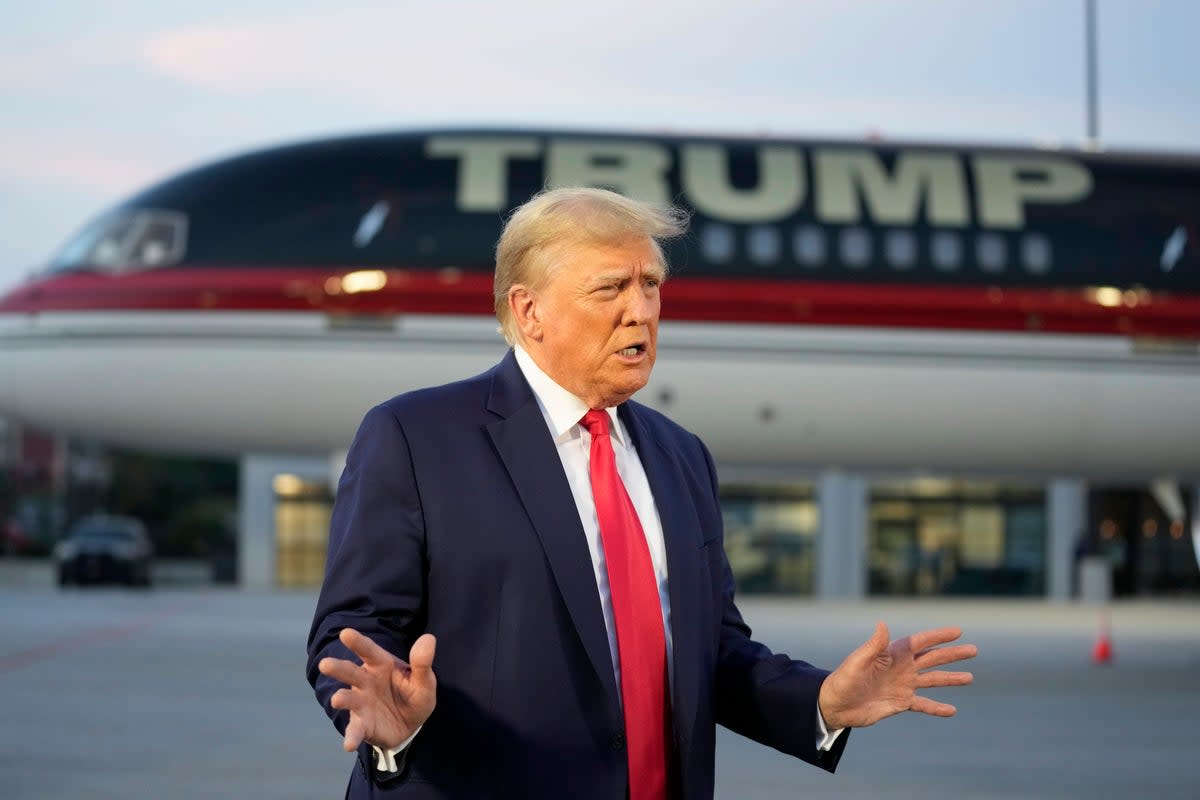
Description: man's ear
xmin=509 ymin=286 xmax=542 ymax=342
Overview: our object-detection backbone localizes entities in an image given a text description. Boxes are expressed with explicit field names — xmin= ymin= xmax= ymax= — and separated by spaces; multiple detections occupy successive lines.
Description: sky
xmin=1 ymin=0 xmax=1198 ymax=291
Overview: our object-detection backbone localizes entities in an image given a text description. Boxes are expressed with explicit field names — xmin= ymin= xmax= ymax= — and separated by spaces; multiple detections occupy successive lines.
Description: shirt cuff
xmin=371 ymin=726 xmax=422 ymax=773
xmin=815 ymin=706 xmax=846 ymax=752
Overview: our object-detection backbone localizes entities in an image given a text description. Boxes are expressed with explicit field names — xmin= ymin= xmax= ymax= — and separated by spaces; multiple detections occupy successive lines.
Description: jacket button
xmin=610 ymin=733 xmax=625 ymax=751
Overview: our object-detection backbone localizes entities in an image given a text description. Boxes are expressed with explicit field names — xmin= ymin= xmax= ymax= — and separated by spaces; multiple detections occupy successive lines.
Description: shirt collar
xmin=513 ymin=345 xmax=625 ymax=446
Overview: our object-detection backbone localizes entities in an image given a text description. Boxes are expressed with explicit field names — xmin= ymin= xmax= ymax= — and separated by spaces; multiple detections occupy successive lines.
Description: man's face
xmin=522 ymin=236 xmax=664 ymax=408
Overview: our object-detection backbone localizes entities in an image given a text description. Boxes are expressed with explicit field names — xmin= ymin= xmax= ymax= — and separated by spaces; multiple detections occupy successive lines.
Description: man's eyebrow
xmin=587 ymin=269 xmax=632 ymax=285
xmin=588 ymin=262 xmax=666 ymax=285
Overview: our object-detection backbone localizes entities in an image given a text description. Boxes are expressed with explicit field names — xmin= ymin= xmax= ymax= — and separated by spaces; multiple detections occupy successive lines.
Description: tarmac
xmin=1 ymin=587 xmax=1197 ymax=799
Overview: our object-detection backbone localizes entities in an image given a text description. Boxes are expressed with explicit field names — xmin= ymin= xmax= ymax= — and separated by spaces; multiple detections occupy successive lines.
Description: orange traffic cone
xmin=1091 ymin=609 xmax=1113 ymax=665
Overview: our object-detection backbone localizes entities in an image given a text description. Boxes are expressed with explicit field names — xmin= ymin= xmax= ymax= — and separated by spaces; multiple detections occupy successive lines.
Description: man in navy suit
xmin=307 ymin=188 xmax=976 ymax=799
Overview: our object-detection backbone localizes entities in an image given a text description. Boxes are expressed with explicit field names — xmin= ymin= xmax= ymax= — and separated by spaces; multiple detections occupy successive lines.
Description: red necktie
xmin=580 ymin=409 xmax=670 ymax=800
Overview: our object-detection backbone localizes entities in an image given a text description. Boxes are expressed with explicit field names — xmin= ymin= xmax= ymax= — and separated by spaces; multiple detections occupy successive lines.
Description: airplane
xmin=1 ymin=128 xmax=1197 ymax=480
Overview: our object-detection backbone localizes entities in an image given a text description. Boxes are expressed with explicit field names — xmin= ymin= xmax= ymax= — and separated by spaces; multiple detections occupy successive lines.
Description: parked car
xmin=55 ymin=515 xmax=153 ymax=587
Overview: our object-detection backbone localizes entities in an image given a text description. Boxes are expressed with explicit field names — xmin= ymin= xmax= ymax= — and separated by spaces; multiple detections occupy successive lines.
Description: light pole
xmin=1085 ymin=0 xmax=1100 ymax=148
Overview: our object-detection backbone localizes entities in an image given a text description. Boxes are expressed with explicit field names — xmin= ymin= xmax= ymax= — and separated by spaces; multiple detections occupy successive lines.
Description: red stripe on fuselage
xmin=2 ymin=267 xmax=1198 ymax=338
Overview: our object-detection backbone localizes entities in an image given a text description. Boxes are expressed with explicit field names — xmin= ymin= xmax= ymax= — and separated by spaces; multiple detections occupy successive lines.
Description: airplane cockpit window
xmin=48 ymin=210 xmax=187 ymax=273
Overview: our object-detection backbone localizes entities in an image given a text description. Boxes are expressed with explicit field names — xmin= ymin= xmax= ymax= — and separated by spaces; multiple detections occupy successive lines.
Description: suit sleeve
xmin=697 ymin=439 xmax=850 ymax=773
xmin=305 ymin=403 xmax=428 ymax=783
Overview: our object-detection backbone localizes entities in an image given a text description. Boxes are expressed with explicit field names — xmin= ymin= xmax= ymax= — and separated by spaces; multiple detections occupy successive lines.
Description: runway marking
xmin=0 ymin=604 xmax=185 ymax=674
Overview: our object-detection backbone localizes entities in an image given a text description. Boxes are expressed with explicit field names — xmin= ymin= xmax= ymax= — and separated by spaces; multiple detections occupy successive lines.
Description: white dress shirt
xmin=373 ymin=347 xmax=840 ymax=772
xmin=514 ymin=345 xmax=674 ymax=690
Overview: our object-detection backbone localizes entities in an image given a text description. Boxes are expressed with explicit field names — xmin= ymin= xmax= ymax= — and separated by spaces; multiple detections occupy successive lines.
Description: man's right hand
xmin=319 ymin=629 xmax=438 ymax=752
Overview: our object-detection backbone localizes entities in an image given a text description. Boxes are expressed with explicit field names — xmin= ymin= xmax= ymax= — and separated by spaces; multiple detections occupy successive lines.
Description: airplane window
xmin=700 ymin=224 xmax=735 ymax=264
xmin=793 ymin=226 xmax=826 ymax=267
xmin=51 ymin=218 xmax=109 ymax=268
xmin=49 ymin=210 xmax=187 ymax=273
xmin=353 ymin=201 xmax=391 ymax=248
xmin=931 ymin=231 xmax=962 ymax=271
xmin=1021 ymin=234 xmax=1052 ymax=274
xmin=127 ymin=213 xmax=187 ymax=268
xmin=884 ymin=230 xmax=916 ymax=270
xmin=839 ymin=228 xmax=871 ymax=269
xmin=48 ymin=214 xmax=135 ymax=272
xmin=976 ymin=234 xmax=1008 ymax=273
xmin=91 ymin=222 xmax=134 ymax=266
xmin=747 ymin=227 xmax=781 ymax=265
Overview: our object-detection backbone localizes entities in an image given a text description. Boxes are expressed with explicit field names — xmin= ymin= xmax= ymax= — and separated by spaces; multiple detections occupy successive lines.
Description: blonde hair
xmin=493 ymin=187 xmax=690 ymax=344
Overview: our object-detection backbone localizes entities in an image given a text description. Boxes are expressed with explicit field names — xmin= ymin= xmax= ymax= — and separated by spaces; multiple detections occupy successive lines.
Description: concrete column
xmin=238 ymin=455 xmax=278 ymax=590
xmin=237 ymin=453 xmax=332 ymax=589
xmin=1047 ymin=478 xmax=1086 ymax=602
xmin=815 ymin=470 xmax=868 ymax=600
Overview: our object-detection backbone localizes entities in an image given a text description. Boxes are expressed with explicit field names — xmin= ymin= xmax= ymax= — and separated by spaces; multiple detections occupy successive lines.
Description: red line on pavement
xmin=0 ymin=605 xmax=185 ymax=674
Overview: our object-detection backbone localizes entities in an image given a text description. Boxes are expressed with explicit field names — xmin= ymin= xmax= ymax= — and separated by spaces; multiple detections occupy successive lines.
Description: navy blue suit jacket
xmin=307 ymin=351 xmax=847 ymax=799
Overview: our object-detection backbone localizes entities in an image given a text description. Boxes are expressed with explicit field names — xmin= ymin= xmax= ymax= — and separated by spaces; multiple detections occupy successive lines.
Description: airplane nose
xmin=0 ymin=281 xmax=35 ymax=312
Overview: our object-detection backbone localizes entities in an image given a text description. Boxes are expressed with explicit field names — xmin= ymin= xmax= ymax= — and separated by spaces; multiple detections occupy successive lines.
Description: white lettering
xmin=424 ymin=135 xmax=1094 ymax=232
xmin=426 ymin=136 xmax=541 ymax=212
xmin=680 ymin=144 xmax=805 ymax=222
xmin=972 ymin=155 xmax=1093 ymax=229
xmin=815 ymin=149 xmax=970 ymax=227
xmin=546 ymin=140 xmax=670 ymax=204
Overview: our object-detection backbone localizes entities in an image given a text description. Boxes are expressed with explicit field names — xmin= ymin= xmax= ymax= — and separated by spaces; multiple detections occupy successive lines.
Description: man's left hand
xmin=817 ymin=623 xmax=976 ymax=731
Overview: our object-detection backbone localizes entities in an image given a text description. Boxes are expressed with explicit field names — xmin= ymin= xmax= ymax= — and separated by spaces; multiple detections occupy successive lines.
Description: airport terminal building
xmin=246 ymin=449 xmax=1200 ymax=599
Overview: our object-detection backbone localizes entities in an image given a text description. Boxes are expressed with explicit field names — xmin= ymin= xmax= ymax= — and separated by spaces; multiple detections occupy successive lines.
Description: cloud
xmin=0 ymin=1 xmax=1087 ymax=141
xmin=140 ymin=25 xmax=275 ymax=92
xmin=137 ymin=5 xmax=569 ymax=95
xmin=0 ymin=133 xmax=166 ymax=194
xmin=131 ymin=2 xmax=902 ymax=100
xmin=0 ymin=32 xmax=137 ymax=90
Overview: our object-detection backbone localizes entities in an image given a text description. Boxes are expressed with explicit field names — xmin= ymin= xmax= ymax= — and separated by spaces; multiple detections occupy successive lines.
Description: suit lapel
xmin=484 ymin=353 xmax=620 ymax=712
xmin=619 ymin=403 xmax=705 ymax=755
